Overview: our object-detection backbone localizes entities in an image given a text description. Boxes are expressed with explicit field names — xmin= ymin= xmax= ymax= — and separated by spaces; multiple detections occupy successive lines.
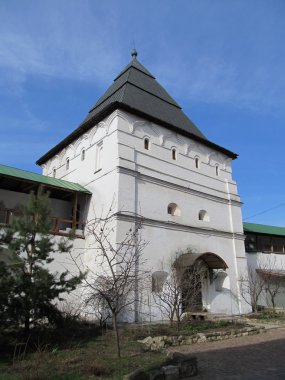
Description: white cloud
xmin=0 ymin=1 xmax=123 ymax=95
xmin=0 ymin=0 xmax=284 ymax=116
xmin=152 ymin=52 xmax=285 ymax=115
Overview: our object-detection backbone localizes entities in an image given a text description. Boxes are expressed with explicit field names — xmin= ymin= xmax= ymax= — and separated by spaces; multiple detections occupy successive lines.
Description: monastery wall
xmin=39 ymin=108 xmax=250 ymax=318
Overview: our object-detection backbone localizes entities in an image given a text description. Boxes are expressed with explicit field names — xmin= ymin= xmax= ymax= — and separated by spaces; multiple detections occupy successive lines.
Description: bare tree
xmin=84 ymin=292 xmax=111 ymax=330
xmin=240 ymin=256 xmax=285 ymax=312
xmin=153 ymin=252 xmax=209 ymax=330
xmin=71 ymin=207 xmax=148 ymax=357
xmin=152 ymin=266 xmax=181 ymax=328
xmin=239 ymin=266 xmax=266 ymax=313
xmin=257 ymin=257 xmax=285 ymax=310
xmin=262 ymin=271 xmax=285 ymax=310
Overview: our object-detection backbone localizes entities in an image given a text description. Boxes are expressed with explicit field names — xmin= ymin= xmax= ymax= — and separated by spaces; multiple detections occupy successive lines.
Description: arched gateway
xmin=174 ymin=252 xmax=228 ymax=312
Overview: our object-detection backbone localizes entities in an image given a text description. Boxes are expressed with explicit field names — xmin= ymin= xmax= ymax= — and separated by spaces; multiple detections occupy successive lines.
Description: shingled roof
xmin=37 ymin=50 xmax=237 ymax=165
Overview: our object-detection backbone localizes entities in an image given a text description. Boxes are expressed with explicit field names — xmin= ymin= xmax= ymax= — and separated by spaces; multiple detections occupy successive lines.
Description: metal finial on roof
xmin=131 ymin=48 xmax=138 ymax=60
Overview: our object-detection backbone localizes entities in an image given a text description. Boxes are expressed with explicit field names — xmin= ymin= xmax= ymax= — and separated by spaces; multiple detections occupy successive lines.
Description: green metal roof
xmin=0 ymin=164 xmax=91 ymax=195
xmin=243 ymin=222 xmax=285 ymax=237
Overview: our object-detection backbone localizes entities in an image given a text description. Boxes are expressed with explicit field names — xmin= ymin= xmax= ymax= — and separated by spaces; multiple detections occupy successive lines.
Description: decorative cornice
xmin=116 ymin=166 xmax=242 ymax=206
xmin=115 ymin=212 xmax=245 ymax=240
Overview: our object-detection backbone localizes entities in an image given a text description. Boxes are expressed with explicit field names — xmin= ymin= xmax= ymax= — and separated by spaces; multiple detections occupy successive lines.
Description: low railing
xmin=50 ymin=216 xmax=85 ymax=238
xmin=0 ymin=208 xmax=84 ymax=238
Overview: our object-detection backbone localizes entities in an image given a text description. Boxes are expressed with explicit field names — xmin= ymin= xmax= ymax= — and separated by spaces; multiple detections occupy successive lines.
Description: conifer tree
xmin=0 ymin=187 xmax=83 ymax=333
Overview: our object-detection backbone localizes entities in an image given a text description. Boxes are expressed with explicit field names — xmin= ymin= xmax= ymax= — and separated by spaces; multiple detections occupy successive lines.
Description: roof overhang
xmin=243 ymin=222 xmax=285 ymax=237
xmin=37 ymin=102 xmax=238 ymax=165
xmin=0 ymin=165 xmax=91 ymax=201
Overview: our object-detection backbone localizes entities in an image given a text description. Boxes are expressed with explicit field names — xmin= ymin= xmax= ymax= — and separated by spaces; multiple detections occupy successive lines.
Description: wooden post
xmin=270 ymin=235 xmax=273 ymax=253
xmin=72 ymin=192 xmax=78 ymax=231
xmin=5 ymin=209 xmax=10 ymax=225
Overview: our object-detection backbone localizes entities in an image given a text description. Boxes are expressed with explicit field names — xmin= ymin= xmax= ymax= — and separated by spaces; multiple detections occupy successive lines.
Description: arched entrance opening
xmin=174 ymin=252 xmax=228 ymax=312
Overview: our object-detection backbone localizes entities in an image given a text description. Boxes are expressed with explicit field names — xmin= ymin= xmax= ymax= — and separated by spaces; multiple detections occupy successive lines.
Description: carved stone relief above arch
xmin=159 ymin=132 xmax=174 ymax=147
xmin=149 ymin=122 xmax=160 ymax=137
xmin=131 ymin=120 xmax=160 ymax=138
xmin=224 ymin=157 xmax=232 ymax=171
xmin=53 ymin=155 xmax=60 ymax=169
xmin=176 ymin=134 xmax=186 ymax=145
xmin=160 ymin=130 xmax=188 ymax=148
xmin=106 ymin=110 xmax=123 ymax=134
xmin=207 ymin=151 xmax=223 ymax=165
xmin=63 ymin=145 xmax=75 ymax=164
xmin=75 ymin=134 xmax=89 ymax=156
xmin=74 ymin=136 xmax=84 ymax=153
xmin=185 ymin=141 xmax=198 ymax=156
xmin=88 ymin=125 xmax=97 ymax=145
xmin=57 ymin=148 xmax=66 ymax=166
xmin=131 ymin=120 xmax=147 ymax=134
xmin=43 ymin=160 xmax=51 ymax=174
xmin=113 ymin=111 xmax=131 ymax=133
xmin=41 ymin=163 xmax=46 ymax=175
xmin=184 ymin=144 xmax=191 ymax=155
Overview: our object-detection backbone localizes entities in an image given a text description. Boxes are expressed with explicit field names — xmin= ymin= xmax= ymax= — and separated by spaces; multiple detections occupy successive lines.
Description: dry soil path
xmin=168 ymin=327 xmax=285 ymax=379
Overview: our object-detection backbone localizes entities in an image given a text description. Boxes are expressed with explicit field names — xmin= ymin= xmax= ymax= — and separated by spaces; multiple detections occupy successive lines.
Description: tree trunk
xmin=113 ymin=313 xmax=121 ymax=358
xmin=24 ymin=314 xmax=30 ymax=335
xmin=271 ymin=295 xmax=275 ymax=310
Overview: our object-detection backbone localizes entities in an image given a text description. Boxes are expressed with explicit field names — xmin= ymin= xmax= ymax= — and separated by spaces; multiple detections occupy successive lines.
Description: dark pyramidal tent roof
xmin=37 ymin=50 xmax=237 ymax=165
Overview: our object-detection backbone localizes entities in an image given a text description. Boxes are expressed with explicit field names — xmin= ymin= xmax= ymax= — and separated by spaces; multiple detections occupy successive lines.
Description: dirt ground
xmin=168 ymin=326 xmax=285 ymax=379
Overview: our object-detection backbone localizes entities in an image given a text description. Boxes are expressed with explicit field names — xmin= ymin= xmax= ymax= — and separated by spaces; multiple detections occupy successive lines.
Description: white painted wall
xmin=247 ymin=251 xmax=285 ymax=308
xmin=38 ymin=109 xmax=251 ymax=320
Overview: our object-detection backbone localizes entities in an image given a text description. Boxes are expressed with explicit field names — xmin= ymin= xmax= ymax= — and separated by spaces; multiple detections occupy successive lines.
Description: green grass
xmin=0 ymin=329 xmax=166 ymax=380
xmin=181 ymin=320 xmax=238 ymax=335
xmin=256 ymin=310 xmax=285 ymax=321
xmin=0 ymin=320 xmax=244 ymax=380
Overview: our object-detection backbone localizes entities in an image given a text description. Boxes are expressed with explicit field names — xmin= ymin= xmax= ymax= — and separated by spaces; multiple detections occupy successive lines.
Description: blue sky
xmin=1 ymin=0 xmax=285 ymax=226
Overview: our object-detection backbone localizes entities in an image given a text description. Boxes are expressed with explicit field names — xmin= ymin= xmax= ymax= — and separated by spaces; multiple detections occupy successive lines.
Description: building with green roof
xmin=3 ymin=51 xmax=285 ymax=318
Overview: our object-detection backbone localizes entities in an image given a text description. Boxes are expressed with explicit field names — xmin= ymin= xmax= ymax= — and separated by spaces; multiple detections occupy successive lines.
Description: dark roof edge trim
xmin=37 ymin=102 xmax=237 ymax=165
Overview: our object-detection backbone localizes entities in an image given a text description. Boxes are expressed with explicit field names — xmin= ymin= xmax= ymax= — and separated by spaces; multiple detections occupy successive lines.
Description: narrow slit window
xmin=144 ymin=138 xmax=150 ymax=150
xmin=81 ymin=149 xmax=85 ymax=161
xmin=96 ymin=143 xmax=103 ymax=171
xmin=172 ymin=148 xmax=177 ymax=160
xmin=53 ymin=168 xmax=56 ymax=178
xmin=195 ymin=157 xmax=199 ymax=169
xmin=215 ymin=165 xmax=219 ymax=176
xmin=66 ymin=158 xmax=70 ymax=171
